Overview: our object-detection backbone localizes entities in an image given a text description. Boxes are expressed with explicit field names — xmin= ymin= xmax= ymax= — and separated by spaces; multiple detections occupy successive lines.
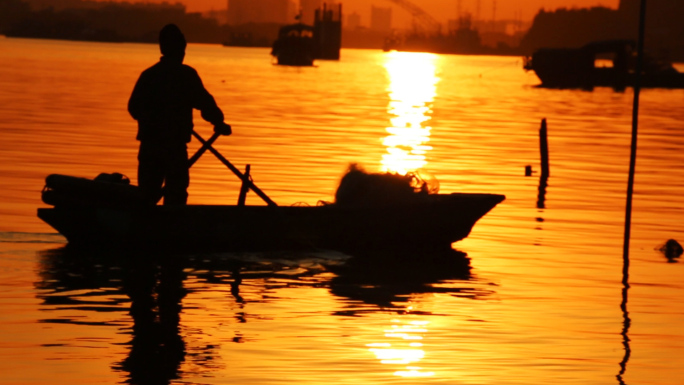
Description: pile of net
xmin=334 ymin=163 xmax=439 ymax=206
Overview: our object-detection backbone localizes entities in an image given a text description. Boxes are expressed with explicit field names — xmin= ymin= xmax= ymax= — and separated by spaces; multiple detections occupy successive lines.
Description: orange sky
xmin=130 ymin=0 xmax=620 ymax=24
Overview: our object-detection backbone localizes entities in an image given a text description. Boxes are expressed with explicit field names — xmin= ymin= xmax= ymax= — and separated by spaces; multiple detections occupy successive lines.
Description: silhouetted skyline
xmin=77 ymin=0 xmax=619 ymax=26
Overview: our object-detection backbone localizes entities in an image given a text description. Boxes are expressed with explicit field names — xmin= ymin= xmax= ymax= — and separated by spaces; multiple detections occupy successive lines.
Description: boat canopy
xmin=278 ymin=23 xmax=314 ymax=38
xmin=580 ymin=40 xmax=635 ymax=55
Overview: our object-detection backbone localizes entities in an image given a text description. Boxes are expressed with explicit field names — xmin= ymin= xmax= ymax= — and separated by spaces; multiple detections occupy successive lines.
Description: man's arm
xmin=127 ymin=74 xmax=147 ymax=122
xmin=190 ymin=70 xmax=231 ymax=135
xmin=189 ymin=68 xmax=225 ymax=126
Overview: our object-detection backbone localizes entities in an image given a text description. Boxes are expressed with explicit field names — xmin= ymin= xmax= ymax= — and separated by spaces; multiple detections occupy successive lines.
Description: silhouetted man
xmin=128 ymin=24 xmax=231 ymax=205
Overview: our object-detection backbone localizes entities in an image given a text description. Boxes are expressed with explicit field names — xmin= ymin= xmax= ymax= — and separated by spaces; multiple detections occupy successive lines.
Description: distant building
xmin=204 ymin=9 xmax=229 ymax=25
xmin=346 ymin=11 xmax=361 ymax=30
xmin=370 ymin=6 xmax=391 ymax=32
xmin=24 ymin=0 xmax=186 ymax=12
xmin=300 ymin=0 xmax=321 ymax=25
xmin=312 ymin=3 xmax=342 ymax=59
xmin=228 ymin=0 xmax=296 ymax=25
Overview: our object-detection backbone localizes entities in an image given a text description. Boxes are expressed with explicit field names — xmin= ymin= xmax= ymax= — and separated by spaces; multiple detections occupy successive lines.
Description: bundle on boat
xmin=333 ymin=163 xmax=439 ymax=206
xmin=42 ymin=164 xmax=441 ymax=209
xmin=42 ymin=173 xmax=145 ymax=209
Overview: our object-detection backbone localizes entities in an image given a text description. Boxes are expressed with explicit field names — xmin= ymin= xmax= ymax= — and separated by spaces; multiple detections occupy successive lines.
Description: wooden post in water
xmin=540 ymin=118 xmax=550 ymax=178
xmin=618 ymin=3 xmax=645 ymax=381
xmin=623 ymin=0 xmax=647 ymax=265
xmin=238 ymin=164 xmax=251 ymax=206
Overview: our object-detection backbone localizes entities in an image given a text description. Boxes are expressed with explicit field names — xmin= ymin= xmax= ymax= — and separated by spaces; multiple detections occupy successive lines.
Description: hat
xmin=159 ymin=24 xmax=186 ymax=57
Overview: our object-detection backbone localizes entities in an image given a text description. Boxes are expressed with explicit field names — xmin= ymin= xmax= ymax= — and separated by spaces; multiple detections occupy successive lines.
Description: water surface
xmin=0 ymin=37 xmax=683 ymax=384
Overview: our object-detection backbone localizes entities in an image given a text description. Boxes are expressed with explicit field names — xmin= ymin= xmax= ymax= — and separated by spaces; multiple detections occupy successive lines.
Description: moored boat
xmin=523 ymin=40 xmax=684 ymax=90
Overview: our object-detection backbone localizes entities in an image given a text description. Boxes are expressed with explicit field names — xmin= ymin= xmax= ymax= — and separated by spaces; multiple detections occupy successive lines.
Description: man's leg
xmin=137 ymin=142 xmax=165 ymax=205
xmin=163 ymin=144 xmax=189 ymax=205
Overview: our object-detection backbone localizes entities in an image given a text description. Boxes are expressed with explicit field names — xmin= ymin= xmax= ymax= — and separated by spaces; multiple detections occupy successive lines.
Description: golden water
xmin=0 ymin=37 xmax=683 ymax=384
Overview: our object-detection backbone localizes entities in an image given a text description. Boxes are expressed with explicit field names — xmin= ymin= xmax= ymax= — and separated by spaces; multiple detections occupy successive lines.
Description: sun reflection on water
xmin=381 ymin=52 xmax=440 ymax=175
xmin=367 ymin=318 xmax=434 ymax=378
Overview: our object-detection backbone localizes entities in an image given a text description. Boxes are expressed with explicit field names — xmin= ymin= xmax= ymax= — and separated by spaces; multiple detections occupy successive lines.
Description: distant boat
xmin=271 ymin=23 xmax=315 ymax=66
xmin=523 ymin=40 xmax=684 ymax=90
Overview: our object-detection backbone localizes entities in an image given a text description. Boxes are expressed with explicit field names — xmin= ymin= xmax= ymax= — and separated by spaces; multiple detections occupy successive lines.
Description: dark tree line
xmin=520 ymin=3 xmax=684 ymax=61
xmin=0 ymin=0 xmax=229 ymax=44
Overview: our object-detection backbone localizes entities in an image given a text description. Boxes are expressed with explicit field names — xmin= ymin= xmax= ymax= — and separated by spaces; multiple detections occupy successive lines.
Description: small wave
xmin=0 ymin=231 xmax=66 ymax=244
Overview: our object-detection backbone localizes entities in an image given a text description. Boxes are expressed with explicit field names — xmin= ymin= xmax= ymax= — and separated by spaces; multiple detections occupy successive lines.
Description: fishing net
xmin=334 ymin=163 xmax=439 ymax=206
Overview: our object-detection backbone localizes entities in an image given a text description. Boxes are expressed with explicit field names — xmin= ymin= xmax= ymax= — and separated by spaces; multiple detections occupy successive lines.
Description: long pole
xmin=188 ymin=131 xmax=220 ymax=167
xmin=618 ymin=4 xmax=645 ymax=382
xmin=191 ymin=131 xmax=277 ymax=207
xmin=540 ymin=118 xmax=550 ymax=179
xmin=623 ymin=0 xmax=647 ymax=268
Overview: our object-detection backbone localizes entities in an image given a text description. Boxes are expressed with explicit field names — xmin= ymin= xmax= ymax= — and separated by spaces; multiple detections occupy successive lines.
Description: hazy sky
xmin=136 ymin=0 xmax=620 ymax=25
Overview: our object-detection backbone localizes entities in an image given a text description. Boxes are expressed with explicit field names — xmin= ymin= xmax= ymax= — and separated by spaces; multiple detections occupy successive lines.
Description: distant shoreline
xmin=2 ymin=33 xmax=526 ymax=58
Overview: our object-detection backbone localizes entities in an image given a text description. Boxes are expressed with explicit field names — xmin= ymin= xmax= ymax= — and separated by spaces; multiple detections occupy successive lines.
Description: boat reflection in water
xmin=35 ymin=243 xmax=489 ymax=382
xmin=381 ymin=52 xmax=439 ymax=175
xmin=329 ymin=248 xmax=492 ymax=378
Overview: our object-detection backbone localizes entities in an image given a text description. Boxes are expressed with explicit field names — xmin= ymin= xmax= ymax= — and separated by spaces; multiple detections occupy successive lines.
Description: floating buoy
xmin=658 ymin=239 xmax=683 ymax=261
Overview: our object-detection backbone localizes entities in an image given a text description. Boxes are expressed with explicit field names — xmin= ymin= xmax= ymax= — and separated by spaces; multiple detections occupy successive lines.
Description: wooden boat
xmin=37 ymin=131 xmax=504 ymax=253
xmin=523 ymin=40 xmax=684 ymax=90
xmin=37 ymin=174 xmax=504 ymax=253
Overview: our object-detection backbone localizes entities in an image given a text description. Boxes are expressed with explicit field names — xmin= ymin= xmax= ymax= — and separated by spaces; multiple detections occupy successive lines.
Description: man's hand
xmin=214 ymin=122 xmax=232 ymax=136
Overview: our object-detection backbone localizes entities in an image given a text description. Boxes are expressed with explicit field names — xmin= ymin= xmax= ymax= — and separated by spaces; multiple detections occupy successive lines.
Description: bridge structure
xmin=385 ymin=0 xmax=442 ymax=35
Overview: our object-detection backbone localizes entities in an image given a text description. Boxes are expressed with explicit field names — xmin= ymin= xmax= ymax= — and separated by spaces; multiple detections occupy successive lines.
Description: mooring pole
xmin=623 ymin=0 xmax=647 ymax=268
xmin=540 ymin=118 xmax=550 ymax=178
xmin=237 ymin=164 xmax=251 ymax=206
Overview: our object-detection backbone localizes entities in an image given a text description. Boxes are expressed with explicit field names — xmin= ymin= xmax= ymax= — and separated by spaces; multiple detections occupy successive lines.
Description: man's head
xmin=159 ymin=24 xmax=186 ymax=61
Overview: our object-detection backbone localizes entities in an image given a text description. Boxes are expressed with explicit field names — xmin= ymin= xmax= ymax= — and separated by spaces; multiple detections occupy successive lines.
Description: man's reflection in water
xmin=118 ymin=258 xmax=187 ymax=384
xmin=38 ymin=247 xmax=255 ymax=383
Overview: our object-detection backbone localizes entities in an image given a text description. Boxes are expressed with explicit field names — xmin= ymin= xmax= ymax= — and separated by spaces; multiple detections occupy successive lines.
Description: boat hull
xmin=37 ymin=193 xmax=505 ymax=253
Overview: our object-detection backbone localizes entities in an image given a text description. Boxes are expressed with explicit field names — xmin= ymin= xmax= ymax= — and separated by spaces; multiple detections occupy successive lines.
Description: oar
xmin=191 ymin=130 xmax=278 ymax=207
xmin=188 ymin=131 xmax=221 ymax=167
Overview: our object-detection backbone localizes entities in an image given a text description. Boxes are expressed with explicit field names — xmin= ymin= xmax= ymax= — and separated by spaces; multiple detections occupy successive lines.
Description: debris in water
xmin=658 ymin=239 xmax=683 ymax=262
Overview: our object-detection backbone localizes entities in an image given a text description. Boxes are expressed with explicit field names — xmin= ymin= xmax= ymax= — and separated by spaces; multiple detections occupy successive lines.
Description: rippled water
xmin=1 ymin=37 xmax=683 ymax=384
